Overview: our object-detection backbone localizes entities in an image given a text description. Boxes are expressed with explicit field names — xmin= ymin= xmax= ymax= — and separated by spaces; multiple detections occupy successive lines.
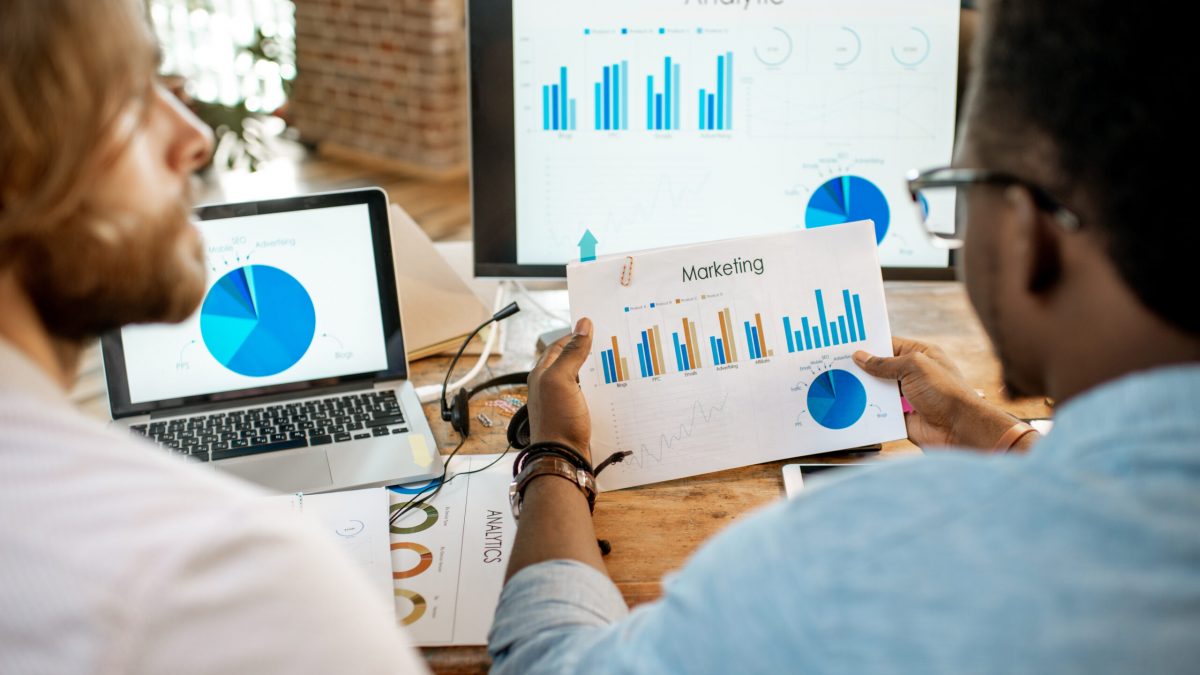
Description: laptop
xmin=101 ymin=188 xmax=443 ymax=494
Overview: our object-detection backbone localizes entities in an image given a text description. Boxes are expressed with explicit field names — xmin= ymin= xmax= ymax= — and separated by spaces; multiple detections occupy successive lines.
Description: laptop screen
xmin=104 ymin=190 xmax=403 ymax=415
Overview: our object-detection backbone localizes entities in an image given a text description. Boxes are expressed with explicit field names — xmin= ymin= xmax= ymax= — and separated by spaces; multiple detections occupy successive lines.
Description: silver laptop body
xmin=101 ymin=188 xmax=443 ymax=493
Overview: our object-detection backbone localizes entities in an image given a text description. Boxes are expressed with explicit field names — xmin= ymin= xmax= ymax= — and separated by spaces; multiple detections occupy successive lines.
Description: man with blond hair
xmin=0 ymin=2 xmax=426 ymax=672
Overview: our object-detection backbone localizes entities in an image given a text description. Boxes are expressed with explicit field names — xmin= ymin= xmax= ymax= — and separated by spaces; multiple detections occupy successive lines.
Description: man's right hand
xmin=853 ymin=337 xmax=1018 ymax=451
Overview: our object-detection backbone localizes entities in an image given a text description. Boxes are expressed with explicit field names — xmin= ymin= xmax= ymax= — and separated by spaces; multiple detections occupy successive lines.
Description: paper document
xmin=389 ymin=453 xmax=516 ymax=646
xmin=567 ymin=222 xmax=906 ymax=490
xmin=278 ymin=487 xmax=395 ymax=619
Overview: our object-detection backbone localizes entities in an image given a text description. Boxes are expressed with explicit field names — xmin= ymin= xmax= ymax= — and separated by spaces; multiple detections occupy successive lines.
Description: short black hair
xmin=968 ymin=0 xmax=1196 ymax=335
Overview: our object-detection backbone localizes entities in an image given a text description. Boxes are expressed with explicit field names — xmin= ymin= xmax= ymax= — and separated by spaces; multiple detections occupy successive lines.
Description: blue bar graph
xmin=783 ymin=289 xmax=869 ymax=352
xmin=646 ymin=57 xmax=680 ymax=130
xmin=542 ymin=67 xmax=577 ymax=131
xmin=853 ymin=295 xmax=866 ymax=341
xmin=672 ymin=333 xmax=685 ymax=371
xmin=637 ymin=342 xmax=649 ymax=377
xmin=664 ymin=57 xmax=672 ymax=129
xmin=594 ymin=62 xmax=629 ymax=131
xmin=603 ymin=66 xmax=611 ymax=130
xmin=709 ymin=336 xmax=730 ymax=366
xmin=673 ymin=63 xmax=681 ymax=130
xmin=817 ymin=289 xmax=830 ymax=347
xmin=743 ymin=322 xmax=765 ymax=360
xmin=717 ymin=54 xmax=725 ymax=129
xmin=552 ymin=85 xmax=559 ymax=131
xmin=699 ymin=52 xmax=734 ymax=131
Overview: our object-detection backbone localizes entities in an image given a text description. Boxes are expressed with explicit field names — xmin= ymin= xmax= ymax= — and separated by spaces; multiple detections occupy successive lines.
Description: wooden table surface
xmin=410 ymin=281 xmax=1052 ymax=674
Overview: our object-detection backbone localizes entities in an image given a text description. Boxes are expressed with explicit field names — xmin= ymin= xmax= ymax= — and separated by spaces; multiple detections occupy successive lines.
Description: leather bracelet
xmin=514 ymin=441 xmax=592 ymax=476
xmin=509 ymin=455 xmax=597 ymax=519
xmin=992 ymin=421 xmax=1038 ymax=453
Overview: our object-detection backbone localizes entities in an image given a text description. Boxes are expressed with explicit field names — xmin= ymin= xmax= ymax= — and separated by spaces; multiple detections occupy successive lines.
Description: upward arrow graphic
xmin=578 ymin=229 xmax=598 ymax=262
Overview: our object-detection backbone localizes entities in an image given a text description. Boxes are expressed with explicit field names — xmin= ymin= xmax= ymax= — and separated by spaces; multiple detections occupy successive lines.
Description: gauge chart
xmin=200 ymin=264 xmax=316 ymax=377
xmin=807 ymin=369 xmax=868 ymax=430
xmin=805 ymin=175 xmax=891 ymax=244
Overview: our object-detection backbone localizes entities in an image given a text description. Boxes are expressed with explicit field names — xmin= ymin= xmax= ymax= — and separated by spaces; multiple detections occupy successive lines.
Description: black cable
xmin=388 ymin=439 xmax=516 ymax=526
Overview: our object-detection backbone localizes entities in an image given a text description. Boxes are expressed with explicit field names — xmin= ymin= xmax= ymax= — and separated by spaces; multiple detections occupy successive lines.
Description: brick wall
xmin=290 ymin=0 xmax=468 ymax=176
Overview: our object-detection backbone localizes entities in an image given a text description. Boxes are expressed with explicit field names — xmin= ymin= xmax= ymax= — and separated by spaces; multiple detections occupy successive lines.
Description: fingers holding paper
xmin=853 ymin=337 xmax=1003 ymax=450
xmin=528 ymin=318 xmax=594 ymax=461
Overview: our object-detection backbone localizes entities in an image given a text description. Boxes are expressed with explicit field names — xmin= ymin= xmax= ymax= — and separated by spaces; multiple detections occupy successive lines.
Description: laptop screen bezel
xmin=100 ymin=188 xmax=407 ymax=419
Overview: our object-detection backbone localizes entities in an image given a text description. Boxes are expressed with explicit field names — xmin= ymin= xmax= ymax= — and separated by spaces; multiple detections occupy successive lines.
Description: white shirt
xmin=0 ymin=339 xmax=429 ymax=674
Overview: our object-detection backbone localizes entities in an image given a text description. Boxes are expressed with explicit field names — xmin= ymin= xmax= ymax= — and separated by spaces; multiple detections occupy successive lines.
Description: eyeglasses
xmin=905 ymin=166 xmax=1082 ymax=250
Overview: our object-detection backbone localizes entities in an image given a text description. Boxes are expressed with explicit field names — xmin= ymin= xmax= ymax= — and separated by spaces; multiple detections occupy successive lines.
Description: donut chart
xmin=389 ymin=477 xmax=444 ymax=495
xmin=805 ymin=175 xmax=891 ymax=245
xmin=200 ymin=265 xmax=316 ymax=377
xmin=390 ymin=503 xmax=438 ymax=535
xmin=395 ymin=588 xmax=427 ymax=626
xmin=392 ymin=542 xmax=434 ymax=579
xmin=807 ymin=369 xmax=868 ymax=430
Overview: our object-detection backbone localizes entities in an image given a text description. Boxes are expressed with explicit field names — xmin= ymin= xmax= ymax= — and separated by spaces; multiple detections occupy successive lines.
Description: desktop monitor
xmin=469 ymin=0 xmax=961 ymax=279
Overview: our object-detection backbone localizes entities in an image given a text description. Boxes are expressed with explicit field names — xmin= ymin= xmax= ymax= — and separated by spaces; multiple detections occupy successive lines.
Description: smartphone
xmin=782 ymin=463 xmax=865 ymax=498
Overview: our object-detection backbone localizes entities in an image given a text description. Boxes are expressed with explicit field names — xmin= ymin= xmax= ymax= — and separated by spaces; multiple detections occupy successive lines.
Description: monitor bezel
xmin=101 ymin=188 xmax=408 ymax=419
xmin=467 ymin=0 xmax=957 ymax=281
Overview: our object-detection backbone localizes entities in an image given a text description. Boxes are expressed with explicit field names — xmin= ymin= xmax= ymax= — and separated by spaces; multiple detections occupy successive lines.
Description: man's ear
xmin=1005 ymin=185 xmax=1063 ymax=296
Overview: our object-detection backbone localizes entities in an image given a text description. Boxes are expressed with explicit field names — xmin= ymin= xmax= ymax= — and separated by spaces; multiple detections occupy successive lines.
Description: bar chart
xmin=698 ymin=51 xmax=734 ymax=131
xmin=671 ymin=318 xmax=703 ymax=372
xmin=782 ymin=289 xmax=868 ymax=353
xmin=636 ymin=325 xmax=670 ymax=377
xmin=599 ymin=336 xmax=632 ymax=384
xmin=594 ymin=61 xmax=629 ymax=130
xmin=742 ymin=312 xmax=773 ymax=360
xmin=709 ymin=307 xmax=741 ymax=366
xmin=646 ymin=56 xmax=682 ymax=131
xmin=542 ymin=66 xmax=577 ymax=131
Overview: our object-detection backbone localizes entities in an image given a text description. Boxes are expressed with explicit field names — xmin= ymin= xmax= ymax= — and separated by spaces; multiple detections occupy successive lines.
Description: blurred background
xmin=150 ymin=0 xmax=471 ymax=241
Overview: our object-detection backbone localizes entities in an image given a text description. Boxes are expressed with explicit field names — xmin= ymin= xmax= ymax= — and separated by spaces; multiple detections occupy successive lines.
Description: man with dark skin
xmin=489 ymin=1 xmax=1199 ymax=672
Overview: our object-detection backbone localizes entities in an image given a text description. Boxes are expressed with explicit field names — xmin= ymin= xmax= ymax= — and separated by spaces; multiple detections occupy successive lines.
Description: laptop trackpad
xmin=222 ymin=451 xmax=333 ymax=494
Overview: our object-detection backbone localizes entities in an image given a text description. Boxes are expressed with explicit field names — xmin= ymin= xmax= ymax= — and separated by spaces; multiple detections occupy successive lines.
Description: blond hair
xmin=0 ymin=0 xmax=158 ymax=263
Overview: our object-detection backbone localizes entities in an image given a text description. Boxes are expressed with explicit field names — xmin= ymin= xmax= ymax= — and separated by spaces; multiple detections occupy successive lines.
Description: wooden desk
xmin=411 ymin=281 xmax=1052 ymax=674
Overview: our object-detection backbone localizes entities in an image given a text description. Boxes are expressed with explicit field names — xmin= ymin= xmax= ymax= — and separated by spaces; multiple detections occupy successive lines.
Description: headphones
xmin=438 ymin=301 xmax=532 ymax=445
xmin=442 ymin=371 xmax=531 ymax=443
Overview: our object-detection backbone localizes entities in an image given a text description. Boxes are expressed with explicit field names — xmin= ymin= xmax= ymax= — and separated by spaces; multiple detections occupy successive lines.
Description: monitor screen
xmin=470 ymin=0 xmax=960 ymax=278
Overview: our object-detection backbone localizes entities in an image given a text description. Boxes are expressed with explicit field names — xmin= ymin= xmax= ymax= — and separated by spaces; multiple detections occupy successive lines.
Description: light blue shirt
xmin=488 ymin=366 xmax=1200 ymax=673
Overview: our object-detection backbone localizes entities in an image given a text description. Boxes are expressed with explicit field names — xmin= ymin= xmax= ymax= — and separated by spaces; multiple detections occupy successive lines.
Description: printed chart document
xmin=568 ymin=222 xmax=906 ymax=490
xmin=277 ymin=487 xmax=395 ymax=619
xmin=389 ymin=454 xmax=516 ymax=646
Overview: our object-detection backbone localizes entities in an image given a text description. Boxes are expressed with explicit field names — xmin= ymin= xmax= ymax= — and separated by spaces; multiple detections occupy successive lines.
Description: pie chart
xmin=807 ymin=369 xmax=867 ymax=430
xmin=805 ymin=175 xmax=891 ymax=244
xmin=200 ymin=265 xmax=316 ymax=377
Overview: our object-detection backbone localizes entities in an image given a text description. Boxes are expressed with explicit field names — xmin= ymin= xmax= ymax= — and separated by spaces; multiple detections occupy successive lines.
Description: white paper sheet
xmin=567 ymin=222 xmax=906 ymax=490
xmin=389 ymin=453 xmax=516 ymax=646
xmin=278 ymin=487 xmax=395 ymax=620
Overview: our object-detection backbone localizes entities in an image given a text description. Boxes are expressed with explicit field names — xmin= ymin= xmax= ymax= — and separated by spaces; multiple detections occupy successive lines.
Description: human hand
xmin=527 ymin=318 xmax=594 ymax=462
xmin=853 ymin=337 xmax=1016 ymax=451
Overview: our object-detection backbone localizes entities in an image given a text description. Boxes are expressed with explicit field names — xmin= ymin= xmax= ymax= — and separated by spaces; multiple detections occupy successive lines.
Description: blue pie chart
xmin=807 ymin=369 xmax=868 ymax=430
xmin=200 ymin=265 xmax=316 ymax=377
xmin=805 ymin=175 xmax=891 ymax=244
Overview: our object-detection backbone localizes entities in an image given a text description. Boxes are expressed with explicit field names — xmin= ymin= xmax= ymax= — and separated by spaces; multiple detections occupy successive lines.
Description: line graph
xmin=610 ymin=392 xmax=730 ymax=469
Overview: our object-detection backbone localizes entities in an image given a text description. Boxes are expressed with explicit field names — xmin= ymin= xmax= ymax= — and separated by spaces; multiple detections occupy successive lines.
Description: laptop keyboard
xmin=130 ymin=390 xmax=409 ymax=463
